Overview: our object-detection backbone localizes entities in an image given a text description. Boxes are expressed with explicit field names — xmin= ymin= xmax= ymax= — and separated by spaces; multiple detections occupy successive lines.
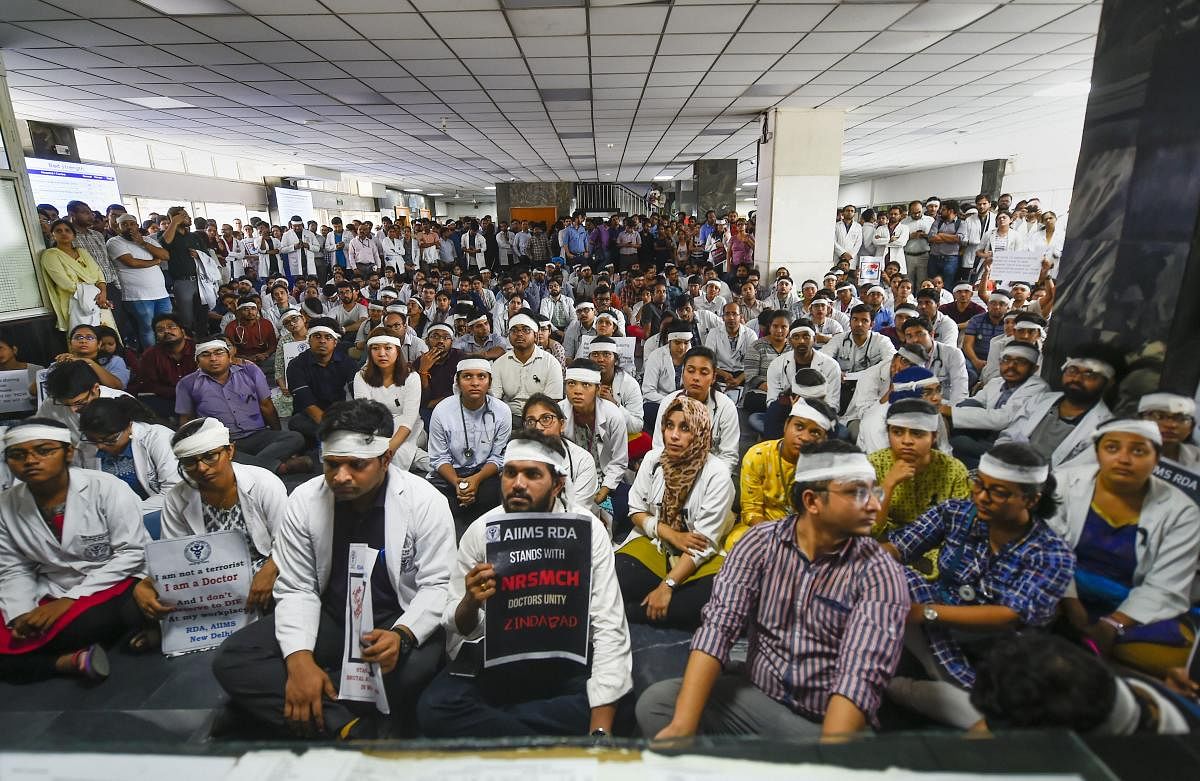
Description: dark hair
xmin=151 ymin=311 xmax=186 ymax=333
xmin=45 ymin=360 xmax=100 ymax=402
xmin=789 ymin=440 xmax=865 ymax=515
xmin=568 ymin=358 xmax=600 ymax=374
xmin=318 ymin=398 xmax=394 ymax=442
xmin=48 ymin=218 xmax=76 ymax=238
xmin=521 ymin=392 xmax=565 ymax=423
xmin=849 ymin=303 xmax=872 ymax=317
xmin=79 ymin=396 xmax=160 ymax=437
xmin=682 ymin=345 xmax=717 ymax=372
xmin=306 ymin=316 xmax=342 ymax=335
xmin=981 ymin=442 xmax=1059 ymax=517
xmin=902 ymin=316 xmax=932 ymax=334
xmin=361 ymin=326 xmax=410 ymax=388
xmin=1067 ymin=341 xmax=1127 ymax=385
xmin=970 ymin=634 xmax=1115 ymax=732
xmin=9 ymin=416 xmax=70 ymax=434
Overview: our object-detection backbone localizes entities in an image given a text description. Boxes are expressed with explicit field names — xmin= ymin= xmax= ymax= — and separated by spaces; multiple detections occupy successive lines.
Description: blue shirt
xmin=427 ymin=394 xmax=511 ymax=473
xmin=889 ymin=499 xmax=1075 ymax=687
xmin=563 ymin=225 xmax=589 ymax=255
xmin=331 ymin=231 xmax=348 ymax=268
xmin=964 ymin=313 xmax=1007 ymax=359
xmin=176 ymin=364 xmax=272 ymax=438
xmin=871 ymin=308 xmax=895 ymax=332
xmin=99 ymin=442 xmax=147 ymax=499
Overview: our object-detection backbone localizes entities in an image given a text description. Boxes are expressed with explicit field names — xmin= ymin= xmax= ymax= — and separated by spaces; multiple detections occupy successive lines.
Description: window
xmin=111 ymin=138 xmax=151 ymax=167
xmin=74 ymin=131 xmax=111 ymax=163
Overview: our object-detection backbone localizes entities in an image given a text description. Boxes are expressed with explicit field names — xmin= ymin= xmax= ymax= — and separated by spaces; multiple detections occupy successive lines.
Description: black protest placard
xmin=483 ymin=512 xmax=592 ymax=668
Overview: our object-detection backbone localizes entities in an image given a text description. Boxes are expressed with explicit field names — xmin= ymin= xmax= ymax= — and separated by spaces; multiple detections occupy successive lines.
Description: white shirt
xmin=352 ymin=371 xmax=425 ymax=471
xmin=872 ymin=222 xmax=910 ymax=273
xmin=106 ymin=235 xmax=168 ymax=301
xmin=764 ymin=349 xmax=842 ymax=409
xmin=901 ymin=215 xmax=934 ymax=256
xmin=834 ymin=219 xmax=863 ymax=262
xmin=704 ymin=323 xmax=757 ymax=375
xmin=489 ymin=346 xmax=565 ymax=417
xmin=641 ymin=345 xmax=680 ymax=403
xmin=449 ymin=504 xmax=632 ymax=708
xmin=605 ymin=369 xmax=644 ymax=435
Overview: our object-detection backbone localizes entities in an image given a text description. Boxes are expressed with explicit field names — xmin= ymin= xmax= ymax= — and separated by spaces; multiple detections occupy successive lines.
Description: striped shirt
xmin=692 ymin=517 xmax=909 ymax=726
xmin=889 ymin=499 xmax=1075 ymax=688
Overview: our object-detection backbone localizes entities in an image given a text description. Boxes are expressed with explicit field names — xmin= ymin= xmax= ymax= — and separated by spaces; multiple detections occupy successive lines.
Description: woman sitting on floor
xmin=79 ymin=396 xmax=180 ymax=540
xmin=132 ymin=418 xmax=287 ymax=644
xmin=883 ymin=442 xmax=1075 ymax=730
xmin=0 ymin=418 xmax=152 ymax=682
xmin=651 ymin=346 xmax=740 ymax=473
xmin=1050 ymin=418 xmax=1200 ymax=677
xmin=353 ymin=326 xmax=428 ymax=473
xmin=740 ymin=397 xmax=834 ymax=527
xmin=616 ymin=395 xmax=734 ymax=629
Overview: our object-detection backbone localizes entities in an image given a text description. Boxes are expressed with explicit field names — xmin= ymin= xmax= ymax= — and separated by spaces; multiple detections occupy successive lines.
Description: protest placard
xmin=1155 ymin=461 xmax=1200 ymax=506
xmin=145 ymin=530 xmax=254 ymax=656
xmin=282 ymin=340 xmax=309 ymax=370
xmin=484 ymin=513 xmax=592 ymax=667
xmin=580 ymin=335 xmax=636 ymax=373
xmin=858 ymin=258 xmax=882 ymax=284
xmin=0 ymin=369 xmax=34 ymax=413
xmin=990 ymin=250 xmax=1042 ymax=285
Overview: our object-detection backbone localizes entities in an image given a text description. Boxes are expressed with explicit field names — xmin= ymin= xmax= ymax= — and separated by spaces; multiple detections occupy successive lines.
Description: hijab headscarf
xmin=659 ymin=394 xmax=713 ymax=532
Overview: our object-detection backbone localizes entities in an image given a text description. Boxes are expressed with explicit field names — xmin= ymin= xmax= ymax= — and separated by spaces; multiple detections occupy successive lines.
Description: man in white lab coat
xmin=279 ymin=216 xmax=321 ymax=280
xmin=0 ymin=418 xmax=151 ymax=683
xmin=213 ymin=399 xmax=456 ymax=739
xmin=417 ymin=430 xmax=632 ymax=738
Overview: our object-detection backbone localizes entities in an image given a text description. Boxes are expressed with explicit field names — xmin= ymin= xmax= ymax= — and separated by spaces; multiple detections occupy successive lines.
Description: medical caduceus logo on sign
xmin=184 ymin=540 xmax=212 ymax=564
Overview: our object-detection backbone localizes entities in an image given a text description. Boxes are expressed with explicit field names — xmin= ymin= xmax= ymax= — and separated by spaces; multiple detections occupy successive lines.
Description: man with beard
xmin=285 ymin=318 xmax=359 ymax=448
xmin=105 ymin=213 xmax=171 ymax=350
xmin=418 ymin=430 xmax=632 ymax=738
xmin=763 ymin=318 xmax=842 ymax=436
xmin=135 ymin=312 xmax=196 ymax=420
xmin=948 ymin=342 xmax=1050 ymax=468
xmin=213 ymin=399 xmax=455 ymax=739
xmin=996 ymin=344 xmax=1122 ymax=468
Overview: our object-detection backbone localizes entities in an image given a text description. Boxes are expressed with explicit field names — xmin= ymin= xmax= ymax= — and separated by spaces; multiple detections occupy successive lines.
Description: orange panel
xmin=509 ymin=206 xmax=558 ymax=227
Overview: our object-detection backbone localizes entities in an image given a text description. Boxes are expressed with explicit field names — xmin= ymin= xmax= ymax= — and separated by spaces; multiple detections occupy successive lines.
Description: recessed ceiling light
xmin=742 ymin=182 xmax=757 ymax=186
xmin=428 ymin=193 xmax=444 ymax=196
xmin=653 ymin=175 xmax=672 ymax=181
xmin=405 ymin=189 xmax=423 ymax=193
xmin=127 ymin=96 xmax=193 ymax=109
xmin=485 ymin=186 xmax=496 ymax=190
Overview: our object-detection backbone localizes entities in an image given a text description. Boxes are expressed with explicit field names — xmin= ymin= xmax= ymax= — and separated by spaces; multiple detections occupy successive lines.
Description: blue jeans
xmin=927 ymin=254 xmax=960 ymax=284
xmin=125 ymin=297 xmax=173 ymax=350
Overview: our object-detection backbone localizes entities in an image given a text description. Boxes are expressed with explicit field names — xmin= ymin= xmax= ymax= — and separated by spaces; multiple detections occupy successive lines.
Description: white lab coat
xmin=841 ymin=359 xmax=893 ymax=424
xmin=1049 ymin=464 xmax=1200 ymax=623
xmin=652 ymin=390 xmax=740 ymax=473
xmin=998 ymin=393 xmax=1111 ymax=468
xmin=461 ymin=232 xmax=487 ymax=270
xmin=641 ymin=345 xmax=680 ymax=403
xmin=834 ymin=220 xmax=863 ymax=262
xmin=923 ymin=341 xmax=970 ymax=405
xmin=251 ymin=237 xmax=282 ymax=280
xmin=560 ymin=397 xmax=628 ymax=492
xmin=280 ymin=228 xmax=321 ymax=277
xmin=765 ymin=349 xmax=842 ymax=410
xmin=873 ymin=222 xmax=911 ymax=273
xmin=89 ymin=421 xmax=181 ymax=515
xmin=951 ymin=375 xmax=1050 ymax=432
xmin=0 ymin=468 xmax=150 ymax=619
xmin=448 ymin=503 xmax=633 ymax=708
xmin=160 ymin=462 xmax=286 ymax=561
xmin=608 ymin=370 xmax=644 ymax=435
xmin=271 ymin=467 xmax=456 ymax=656
xmin=623 ymin=450 xmax=735 ymax=565
xmin=821 ymin=330 xmax=897 ymax=374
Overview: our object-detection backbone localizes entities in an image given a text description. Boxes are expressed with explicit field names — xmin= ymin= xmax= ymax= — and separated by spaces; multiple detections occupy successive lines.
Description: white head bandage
xmin=822 ymin=273 xmax=837 ymax=282
xmin=1062 ymin=357 xmax=1115 ymax=380
xmin=385 ymin=304 xmax=406 ymax=315
xmin=321 ymin=430 xmax=391 ymax=460
xmin=170 ymin=417 xmax=230 ymax=459
xmin=1011 ymin=281 xmax=1031 ymax=292
xmin=467 ymin=314 xmax=488 ymax=327
xmin=792 ymin=452 xmax=876 ymax=484
xmin=836 ymin=283 xmax=855 ymax=294
xmin=788 ymin=399 xmax=833 ymax=431
xmin=426 ymin=323 xmax=454 ymax=337
xmin=368 ymin=302 xmax=384 ymax=312
xmin=989 ymin=291 xmax=1012 ymax=303
xmin=194 ymin=338 xmax=229 ymax=356
xmin=456 ymin=358 xmax=492 ymax=376
xmin=892 ymin=375 xmax=940 ymax=395
xmin=896 ymin=346 xmax=928 ymax=367
xmin=586 ymin=339 xmax=617 ymax=356
xmin=953 ymin=283 xmax=974 ymax=293
xmin=508 ymin=314 xmax=537 ymax=332
xmin=1138 ymin=392 xmax=1197 ymax=417
xmin=705 ymin=280 xmax=721 ymax=288
xmin=1092 ymin=419 xmax=1163 ymax=446
xmin=575 ymin=301 xmax=595 ymax=311
xmin=809 ymin=298 xmax=830 ymax=309
xmin=867 ymin=285 xmax=887 ymax=296
xmin=790 ymin=325 xmax=815 ymax=338
xmin=307 ymin=325 xmax=340 ymax=340
xmin=366 ymin=335 xmax=403 ymax=349
xmin=565 ymin=367 xmax=601 ymax=384
xmin=895 ymin=305 xmax=919 ymax=317
xmin=5 ymin=424 xmax=74 ymax=449
xmin=504 ymin=438 xmax=567 ymax=475
xmin=380 ymin=288 xmax=398 ymax=299
xmin=978 ymin=452 xmax=1049 ymax=485
xmin=1015 ymin=321 xmax=1047 ymax=336
xmin=886 ymin=409 xmax=940 ymax=432
xmin=667 ymin=330 xmax=694 ymax=342
xmin=595 ymin=310 xmax=618 ymax=324
xmin=1001 ymin=343 xmax=1040 ymax=363
xmin=280 ymin=307 xmax=302 ymax=323
xmin=236 ymin=300 xmax=258 ymax=310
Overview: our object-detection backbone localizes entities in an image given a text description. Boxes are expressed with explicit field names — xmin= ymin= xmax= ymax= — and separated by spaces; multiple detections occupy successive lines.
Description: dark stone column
xmin=980 ymin=159 xmax=1006 ymax=202
xmin=1043 ymin=0 xmax=1200 ymax=397
xmin=692 ymin=159 xmax=737 ymax=217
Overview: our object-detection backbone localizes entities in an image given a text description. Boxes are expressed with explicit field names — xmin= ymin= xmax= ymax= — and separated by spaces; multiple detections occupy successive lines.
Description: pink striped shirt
xmin=692 ymin=517 xmax=910 ymax=726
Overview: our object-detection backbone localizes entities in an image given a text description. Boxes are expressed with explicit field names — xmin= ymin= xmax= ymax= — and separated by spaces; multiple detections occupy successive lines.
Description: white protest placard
xmin=0 ymin=369 xmax=34 ymax=413
xmin=146 ymin=530 xmax=254 ymax=657
xmin=580 ymin=335 xmax=636 ymax=373
xmin=857 ymin=257 xmax=882 ymax=284
xmin=990 ymin=250 xmax=1042 ymax=285
xmin=337 ymin=543 xmax=390 ymax=714
xmin=282 ymin=339 xmax=309 ymax=371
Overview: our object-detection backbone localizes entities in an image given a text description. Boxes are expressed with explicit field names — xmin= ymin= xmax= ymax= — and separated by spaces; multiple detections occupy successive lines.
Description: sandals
xmin=127 ymin=626 xmax=162 ymax=654
xmin=71 ymin=644 xmax=110 ymax=681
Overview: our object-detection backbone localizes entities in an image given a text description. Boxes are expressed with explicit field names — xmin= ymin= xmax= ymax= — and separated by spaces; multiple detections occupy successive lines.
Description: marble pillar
xmin=691 ymin=159 xmax=737 ymax=217
xmin=496 ymin=181 xmax=573 ymax=222
xmin=1043 ymin=0 xmax=1200 ymax=397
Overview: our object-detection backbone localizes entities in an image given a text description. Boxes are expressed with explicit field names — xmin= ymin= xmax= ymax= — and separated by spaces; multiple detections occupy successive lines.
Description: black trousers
xmin=212 ymin=610 xmax=444 ymax=738
xmin=614 ymin=552 xmax=714 ymax=630
xmin=430 ymin=473 xmax=503 ymax=540
xmin=0 ymin=588 xmax=143 ymax=682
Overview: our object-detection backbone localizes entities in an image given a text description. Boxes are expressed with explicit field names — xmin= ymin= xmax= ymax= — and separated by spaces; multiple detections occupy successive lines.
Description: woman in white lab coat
xmin=1050 ymin=419 xmax=1200 ymax=677
xmin=0 ymin=418 xmax=152 ymax=682
xmin=133 ymin=417 xmax=287 ymax=638
xmin=79 ymin=396 xmax=180 ymax=539
xmin=352 ymin=329 xmax=427 ymax=472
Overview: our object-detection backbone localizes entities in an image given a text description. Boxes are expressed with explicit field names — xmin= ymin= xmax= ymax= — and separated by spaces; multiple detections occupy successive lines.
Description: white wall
xmin=837 ymin=162 xmax=983 ymax=209
xmin=439 ymin=200 xmax=497 ymax=219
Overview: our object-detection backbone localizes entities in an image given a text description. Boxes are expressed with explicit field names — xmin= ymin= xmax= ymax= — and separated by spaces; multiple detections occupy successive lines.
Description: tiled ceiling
xmin=1 ymin=0 xmax=1099 ymax=194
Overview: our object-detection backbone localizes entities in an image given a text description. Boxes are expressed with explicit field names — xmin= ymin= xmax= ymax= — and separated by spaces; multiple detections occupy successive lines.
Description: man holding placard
xmin=419 ymin=430 xmax=632 ymax=738
xmin=214 ymin=399 xmax=456 ymax=739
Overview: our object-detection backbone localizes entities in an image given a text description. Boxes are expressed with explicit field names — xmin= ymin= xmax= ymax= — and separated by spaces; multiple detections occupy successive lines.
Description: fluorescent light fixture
xmin=1034 ymin=81 xmax=1091 ymax=98
xmin=485 ymin=186 xmax=496 ymax=190
xmin=405 ymin=189 xmax=423 ymax=193
xmin=428 ymin=192 xmax=445 ymax=196
xmin=742 ymin=182 xmax=757 ymax=186
xmin=653 ymin=175 xmax=672 ymax=181
xmin=139 ymin=0 xmax=241 ymax=13
xmin=127 ymin=96 xmax=193 ymax=109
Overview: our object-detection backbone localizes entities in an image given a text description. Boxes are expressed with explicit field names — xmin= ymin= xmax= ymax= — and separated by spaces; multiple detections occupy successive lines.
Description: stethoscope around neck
xmin=458 ymin=399 xmax=496 ymax=462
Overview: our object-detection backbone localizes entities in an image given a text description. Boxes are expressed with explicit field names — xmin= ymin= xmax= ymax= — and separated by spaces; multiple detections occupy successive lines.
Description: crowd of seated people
xmin=1 ymin=199 xmax=1197 ymax=744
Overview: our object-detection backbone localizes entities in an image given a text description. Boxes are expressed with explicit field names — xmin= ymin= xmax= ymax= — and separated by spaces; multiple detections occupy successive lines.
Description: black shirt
xmin=162 ymin=228 xmax=199 ymax=278
xmin=286 ymin=347 xmax=357 ymax=415
xmin=321 ymin=477 xmax=402 ymax=626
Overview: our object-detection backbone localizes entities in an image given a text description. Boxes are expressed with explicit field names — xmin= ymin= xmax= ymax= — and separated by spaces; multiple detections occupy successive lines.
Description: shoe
xmin=72 ymin=644 xmax=110 ymax=681
xmin=279 ymin=455 xmax=314 ymax=475
xmin=337 ymin=715 xmax=381 ymax=741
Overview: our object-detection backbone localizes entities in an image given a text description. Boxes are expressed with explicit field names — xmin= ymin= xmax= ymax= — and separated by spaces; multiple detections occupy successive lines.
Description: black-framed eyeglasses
xmin=524 ymin=413 xmax=561 ymax=429
xmin=970 ymin=476 xmax=1018 ymax=503
xmin=1142 ymin=410 xmax=1193 ymax=425
xmin=179 ymin=447 xmax=228 ymax=470
xmin=5 ymin=444 xmax=68 ymax=462
xmin=82 ymin=431 xmax=123 ymax=447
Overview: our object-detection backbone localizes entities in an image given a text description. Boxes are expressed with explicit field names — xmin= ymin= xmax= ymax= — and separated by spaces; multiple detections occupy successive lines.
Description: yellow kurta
xmin=39 ymin=246 xmax=106 ymax=331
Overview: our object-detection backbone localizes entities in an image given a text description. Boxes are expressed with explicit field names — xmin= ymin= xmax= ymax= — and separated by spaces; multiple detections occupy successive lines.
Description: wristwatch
xmin=663 ymin=577 xmax=678 ymax=591
xmin=390 ymin=627 xmax=415 ymax=655
xmin=458 ymin=480 xmax=470 ymax=491
xmin=922 ymin=605 xmax=939 ymax=624
xmin=590 ymin=728 xmax=609 ymax=737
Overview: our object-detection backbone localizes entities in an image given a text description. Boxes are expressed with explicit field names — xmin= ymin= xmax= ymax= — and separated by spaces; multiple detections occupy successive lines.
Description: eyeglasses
xmin=179 ymin=447 xmax=227 ymax=470
xmin=817 ymin=484 xmax=884 ymax=506
xmin=524 ymin=413 xmax=561 ymax=429
xmin=1142 ymin=410 xmax=1193 ymax=425
xmin=1062 ymin=365 xmax=1106 ymax=381
xmin=5 ymin=444 xmax=67 ymax=462
xmin=63 ymin=393 xmax=96 ymax=412
xmin=970 ymin=476 xmax=1019 ymax=503
xmin=82 ymin=431 xmax=123 ymax=447
xmin=71 ymin=333 xmax=97 ymax=342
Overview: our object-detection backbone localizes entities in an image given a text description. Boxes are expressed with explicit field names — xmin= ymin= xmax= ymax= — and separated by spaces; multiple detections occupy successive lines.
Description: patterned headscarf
xmin=659 ymin=395 xmax=714 ymax=532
